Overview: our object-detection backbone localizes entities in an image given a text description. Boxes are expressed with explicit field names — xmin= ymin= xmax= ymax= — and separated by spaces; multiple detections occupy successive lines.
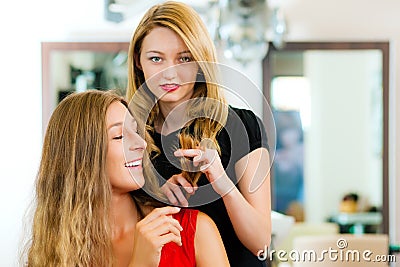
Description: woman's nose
xmin=162 ymin=64 xmax=177 ymax=80
xmin=127 ymin=132 xmax=147 ymax=151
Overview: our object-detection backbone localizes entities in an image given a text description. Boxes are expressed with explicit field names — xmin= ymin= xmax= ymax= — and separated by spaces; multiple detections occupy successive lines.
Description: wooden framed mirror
xmin=263 ymin=42 xmax=389 ymax=234
xmin=41 ymin=42 xmax=130 ymax=133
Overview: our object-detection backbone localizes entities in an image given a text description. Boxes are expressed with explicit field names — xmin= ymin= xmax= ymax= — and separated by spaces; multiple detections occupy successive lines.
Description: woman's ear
xmin=135 ymin=54 xmax=142 ymax=70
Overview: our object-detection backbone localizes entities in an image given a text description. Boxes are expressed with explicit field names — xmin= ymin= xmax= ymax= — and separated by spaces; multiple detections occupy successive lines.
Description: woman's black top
xmin=150 ymin=106 xmax=270 ymax=267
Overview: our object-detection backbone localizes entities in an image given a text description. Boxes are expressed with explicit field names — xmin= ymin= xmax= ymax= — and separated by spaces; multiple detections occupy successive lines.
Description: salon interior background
xmin=0 ymin=0 xmax=399 ymax=266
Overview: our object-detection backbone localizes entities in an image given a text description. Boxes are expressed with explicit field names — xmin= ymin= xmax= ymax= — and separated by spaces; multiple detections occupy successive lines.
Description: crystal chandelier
xmin=214 ymin=0 xmax=287 ymax=65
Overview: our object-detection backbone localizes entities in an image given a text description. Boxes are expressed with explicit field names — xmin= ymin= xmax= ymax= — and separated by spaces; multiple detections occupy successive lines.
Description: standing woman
xmin=126 ymin=1 xmax=272 ymax=266
xmin=24 ymin=90 xmax=229 ymax=267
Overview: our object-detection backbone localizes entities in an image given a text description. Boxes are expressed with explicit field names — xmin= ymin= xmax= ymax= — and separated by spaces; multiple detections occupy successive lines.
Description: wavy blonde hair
xmin=25 ymin=90 xmax=162 ymax=267
xmin=126 ymin=1 xmax=228 ymax=161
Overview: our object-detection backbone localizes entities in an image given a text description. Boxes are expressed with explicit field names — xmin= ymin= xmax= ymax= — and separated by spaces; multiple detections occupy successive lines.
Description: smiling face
xmin=139 ymin=26 xmax=199 ymax=109
xmin=105 ymin=101 xmax=147 ymax=192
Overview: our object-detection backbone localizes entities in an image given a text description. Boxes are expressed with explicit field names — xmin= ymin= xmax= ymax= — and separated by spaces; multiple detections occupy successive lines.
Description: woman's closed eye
xmin=113 ymin=135 xmax=123 ymax=140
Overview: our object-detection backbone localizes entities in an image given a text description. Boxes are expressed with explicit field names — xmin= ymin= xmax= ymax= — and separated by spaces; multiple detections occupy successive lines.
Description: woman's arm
xmin=224 ymin=147 xmax=271 ymax=255
xmin=195 ymin=212 xmax=230 ymax=267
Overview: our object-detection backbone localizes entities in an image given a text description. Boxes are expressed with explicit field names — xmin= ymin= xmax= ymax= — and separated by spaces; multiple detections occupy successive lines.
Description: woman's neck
xmin=110 ymin=192 xmax=149 ymax=267
xmin=110 ymin=193 xmax=138 ymax=238
xmin=156 ymin=102 xmax=189 ymax=135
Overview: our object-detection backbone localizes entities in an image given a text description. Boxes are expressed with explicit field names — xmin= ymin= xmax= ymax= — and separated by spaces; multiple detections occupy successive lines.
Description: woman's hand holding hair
xmin=160 ymin=174 xmax=198 ymax=207
xmin=129 ymin=206 xmax=183 ymax=267
xmin=174 ymin=148 xmax=234 ymax=196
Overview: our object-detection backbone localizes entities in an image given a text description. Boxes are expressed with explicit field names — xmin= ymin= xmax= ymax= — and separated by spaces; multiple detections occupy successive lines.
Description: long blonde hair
xmin=126 ymin=1 xmax=229 ymax=166
xmin=25 ymin=90 xmax=161 ymax=267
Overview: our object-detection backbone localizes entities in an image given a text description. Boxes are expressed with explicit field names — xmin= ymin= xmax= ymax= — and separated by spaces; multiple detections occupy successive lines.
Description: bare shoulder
xmin=194 ymin=211 xmax=230 ymax=266
xmin=195 ymin=211 xmax=223 ymax=247
xmin=195 ymin=211 xmax=220 ymax=237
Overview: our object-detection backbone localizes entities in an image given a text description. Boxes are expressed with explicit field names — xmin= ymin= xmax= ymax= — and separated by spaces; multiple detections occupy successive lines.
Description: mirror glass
xmin=263 ymin=42 xmax=389 ymax=234
xmin=42 ymin=42 xmax=129 ymax=132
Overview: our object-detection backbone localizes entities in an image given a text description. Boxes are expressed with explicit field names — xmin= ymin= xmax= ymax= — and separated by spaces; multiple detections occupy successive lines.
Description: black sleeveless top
xmin=151 ymin=106 xmax=270 ymax=267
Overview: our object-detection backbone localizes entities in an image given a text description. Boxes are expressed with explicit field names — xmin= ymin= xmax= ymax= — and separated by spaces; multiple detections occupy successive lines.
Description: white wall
xmin=1 ymin=0 xmax=398 ymax=266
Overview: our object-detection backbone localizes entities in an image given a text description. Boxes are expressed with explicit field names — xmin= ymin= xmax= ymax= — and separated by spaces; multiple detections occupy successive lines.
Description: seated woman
xmin=24 ymin=90 xmax=229 ymax=267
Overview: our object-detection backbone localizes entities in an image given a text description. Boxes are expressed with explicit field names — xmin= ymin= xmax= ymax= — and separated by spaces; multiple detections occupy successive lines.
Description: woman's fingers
xmin=175 ymin=175 xmax=195 ymax=193
xmin=168 ymin=185 xmax=189 ymax=207
xmin=162 ymin=180 xmax=198 ymax=207
xmin=175 ymin=148 xmax=202 ymax=158
xmin=175 ymin=148 xmax=232 ymax=196
xmin=136 ymin=207 xmax=183 ymax=244
xmin=161 ymin=174 xmax=194 ymax=206
xmin=159 ymin=232 xmax=183 ymax=247
xmin=161 ymin=185 xmax=181 ymax=206
xmin=139 ymin=206 xmax=181 ymax=225
xmin=175 ymin=148 xmax=217 ymax=168
xmin=141 ymin=215 xmax=182 ymax=238
xmin=174 ymin=148 xmax=204 ymax=167
xmin=140 ymin=207 xmax=183 ymax=233
xmin=131 ymin=207 xmax=184 ymax=266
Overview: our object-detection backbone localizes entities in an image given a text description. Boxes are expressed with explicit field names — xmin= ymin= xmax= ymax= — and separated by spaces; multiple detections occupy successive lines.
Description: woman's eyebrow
xmin=178 ymin=50 xmax=191 ymax=54
xmin=145 ymin=50 xmax=164 ymax=54
xmin=145 ymin=50 xmax=191 ymax=55
xmin=107 ymin=122 xmax=123 ymax=130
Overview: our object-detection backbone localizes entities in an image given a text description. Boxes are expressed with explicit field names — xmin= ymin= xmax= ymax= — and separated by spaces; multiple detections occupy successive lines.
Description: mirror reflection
xmin=41 ymin=42 xmax=129 ymax=132
xmin=51 ymin=50 xmax=128 ymax=102
xmin=264 ymin=42 xmax=389 ymax=235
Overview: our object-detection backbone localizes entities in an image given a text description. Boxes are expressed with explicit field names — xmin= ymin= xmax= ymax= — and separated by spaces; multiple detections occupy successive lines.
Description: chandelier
xmin=212 ymin=0 xmax=287 ymax=65
xmin=105 ymin=0 xmax=288 ymax=65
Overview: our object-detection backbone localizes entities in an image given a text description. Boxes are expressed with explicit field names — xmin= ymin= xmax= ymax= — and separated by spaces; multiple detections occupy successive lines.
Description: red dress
xmin=159 ymin=208 xmax=198 ymax=267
